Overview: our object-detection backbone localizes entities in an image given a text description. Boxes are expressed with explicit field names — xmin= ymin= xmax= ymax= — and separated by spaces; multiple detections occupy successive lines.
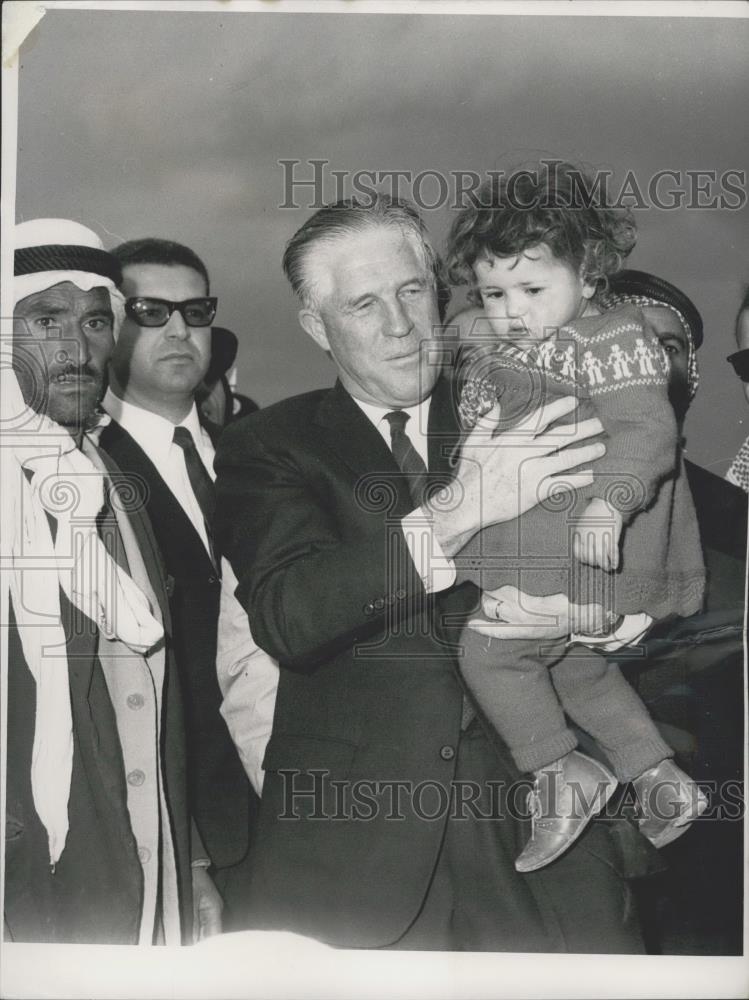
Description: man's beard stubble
xmin=14 ymin=356 xmax=107 ymax=432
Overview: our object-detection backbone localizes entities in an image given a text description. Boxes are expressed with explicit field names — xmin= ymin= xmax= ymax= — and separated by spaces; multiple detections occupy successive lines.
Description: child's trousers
xmin=459 ymin=626 xmax=672 ymax=781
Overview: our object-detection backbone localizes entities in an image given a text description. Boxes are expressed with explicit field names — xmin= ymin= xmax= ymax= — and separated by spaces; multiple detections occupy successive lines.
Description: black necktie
xmin=172 ymin=426 xmax=216 ymax=562
xmin=384 ymin=410 xmax=474 ymax=730
xmin=384 ymin=410 xmax=429 ymax=506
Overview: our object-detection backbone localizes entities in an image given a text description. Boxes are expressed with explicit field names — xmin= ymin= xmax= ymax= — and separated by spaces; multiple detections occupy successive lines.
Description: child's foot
xmin=515 ymin=751 xmax=618 ymax=873
xmin=632 ymin=759 xmax=708 ymax=849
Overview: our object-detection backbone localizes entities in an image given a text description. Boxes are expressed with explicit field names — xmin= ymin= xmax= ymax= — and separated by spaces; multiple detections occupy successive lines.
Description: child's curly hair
xmin=446 ymin=161 xmax=637 ymax=304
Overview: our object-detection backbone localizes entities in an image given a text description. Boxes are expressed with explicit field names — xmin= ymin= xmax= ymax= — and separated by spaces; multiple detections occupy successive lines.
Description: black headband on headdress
xmin=14 ymin=244 xmax=122 ymax=286
xmin=606 ymin=269 xmax=703 ymax=348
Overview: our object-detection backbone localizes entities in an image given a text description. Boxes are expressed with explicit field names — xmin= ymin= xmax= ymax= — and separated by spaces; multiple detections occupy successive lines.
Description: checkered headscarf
xmin=600 ymin=269 xmax=702 ymax=401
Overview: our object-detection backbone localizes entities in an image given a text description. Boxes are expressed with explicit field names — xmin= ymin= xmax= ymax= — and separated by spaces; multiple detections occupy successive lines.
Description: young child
xmin=445 ymin=162 xmax=707 ymax=872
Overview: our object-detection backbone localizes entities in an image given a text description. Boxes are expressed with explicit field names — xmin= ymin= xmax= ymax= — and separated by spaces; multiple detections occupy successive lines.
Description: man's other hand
xmin=467 ymin=585 xmax=605 ymax=640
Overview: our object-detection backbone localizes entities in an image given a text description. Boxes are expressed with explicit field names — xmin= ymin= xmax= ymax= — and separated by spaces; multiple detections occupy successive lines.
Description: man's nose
xmin=59 ymin=320 xmax=92 ymax=367
xmin=383 ymin=298 xmax=413 ymax=338
xmin=165 ymin=309 xmax=190 ymax=340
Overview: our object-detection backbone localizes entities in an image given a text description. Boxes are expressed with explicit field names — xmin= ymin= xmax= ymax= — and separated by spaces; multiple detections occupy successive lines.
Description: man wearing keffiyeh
xmin=3 ymin=219 xmax=222 ymax=944
xmin=601 ymin=269 xmax=746 ymax=954
xmin=726 ymin=288 xmax=749 ymax=493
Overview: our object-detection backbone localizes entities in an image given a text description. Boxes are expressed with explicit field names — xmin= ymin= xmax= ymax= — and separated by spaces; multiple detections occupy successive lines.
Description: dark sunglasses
xmin=125 ymin=296 xmax=217 ymax=328
xmin=727 ymin=349 xmax=749 ymax=382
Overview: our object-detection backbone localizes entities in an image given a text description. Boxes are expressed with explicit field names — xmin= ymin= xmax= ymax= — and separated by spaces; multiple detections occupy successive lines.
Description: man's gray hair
xmin=282 ymin=194 xmax=450 ymax=317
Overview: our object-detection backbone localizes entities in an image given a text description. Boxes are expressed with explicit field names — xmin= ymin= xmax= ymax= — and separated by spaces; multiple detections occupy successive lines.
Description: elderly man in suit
xmin=4 ymin=219 xmax=220 ymax=944
xmin=98 ymin=238 xmax=256 ymax=929
xmin=214 ymin=195 xmax=649 ymax=952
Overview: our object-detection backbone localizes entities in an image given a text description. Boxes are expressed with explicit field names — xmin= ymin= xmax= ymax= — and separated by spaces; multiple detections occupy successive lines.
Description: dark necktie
xmin=172 ymin=426 xmax=217 ymax=563
xmin=384 ymin=410 xmax=429 ymax=506
xmin=384 ymin=410 xmax=475 ymax=730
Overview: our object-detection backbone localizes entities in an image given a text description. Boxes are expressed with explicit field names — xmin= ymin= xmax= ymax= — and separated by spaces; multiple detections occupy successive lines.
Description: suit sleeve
xmin=213 ymin=420 xmax=426 ymax=671
xmin=577 ymin=311 xmax=680 ymax=523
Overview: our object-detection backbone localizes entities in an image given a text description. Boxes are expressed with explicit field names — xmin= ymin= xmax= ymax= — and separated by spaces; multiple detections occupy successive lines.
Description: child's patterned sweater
xmin=457 ymin=303 xmax=705 ymax=619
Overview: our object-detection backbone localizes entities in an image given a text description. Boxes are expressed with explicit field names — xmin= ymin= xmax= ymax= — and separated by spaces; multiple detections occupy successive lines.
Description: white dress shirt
xmin=352 ymin=395 xmax=456 ymax=594
xmin=103 ymin=389 xmax=215 ymax=556
xmin=216 ymin=561 xmax=280 ymax=797
xmin=353 ymin=395 xmax=432 ymax=468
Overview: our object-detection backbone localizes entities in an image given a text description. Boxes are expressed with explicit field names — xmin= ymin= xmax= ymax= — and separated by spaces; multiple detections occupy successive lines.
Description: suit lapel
xmin=427 ymin=375 xmax=462 ymax=478
xmin=99 ymin=421 xmax=215 ymax=581
xmin=314 ymin=377 xmax=462 ymax=515
xmin=93 ymin=443 xmax=172 ymax=630
xmin=314 ymin=381 xmax=399 ymax=478
xmin=314 ymin=381 xmax=413 ymax=517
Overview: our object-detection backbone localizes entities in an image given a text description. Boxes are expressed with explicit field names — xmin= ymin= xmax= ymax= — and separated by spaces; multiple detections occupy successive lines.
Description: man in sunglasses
xmin=726 ymin=288 xmax=749 ymax=492
xmin=100 ymin=238 xmax=256 ymax=930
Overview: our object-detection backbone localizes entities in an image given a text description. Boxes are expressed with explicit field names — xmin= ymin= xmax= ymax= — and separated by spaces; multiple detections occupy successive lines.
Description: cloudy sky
xmin=14 ymin=4 xmax=749 ymax=473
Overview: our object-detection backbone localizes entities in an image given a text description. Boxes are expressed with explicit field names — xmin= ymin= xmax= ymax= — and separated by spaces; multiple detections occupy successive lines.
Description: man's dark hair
xmin=112 ymin=238 xmax=211 ymax=293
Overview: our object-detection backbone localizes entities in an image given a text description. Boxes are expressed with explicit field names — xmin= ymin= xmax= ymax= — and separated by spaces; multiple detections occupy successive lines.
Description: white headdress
xmin=3 ymin=219 xmax=162 ymax=867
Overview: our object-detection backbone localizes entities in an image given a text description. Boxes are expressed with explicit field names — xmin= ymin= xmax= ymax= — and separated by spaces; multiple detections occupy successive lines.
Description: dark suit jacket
xmin=99 ymin=420 xmax=253 ymax=870
xmin=214 ymin=376 xmax=645 ymax=949
xmin=685 ymin=459 xmax=747 ymax=612
xmin=4 ymin=448 xmax=193 ymax=944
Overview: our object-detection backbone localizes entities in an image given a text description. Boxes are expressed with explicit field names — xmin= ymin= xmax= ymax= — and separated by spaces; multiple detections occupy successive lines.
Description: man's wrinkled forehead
xmin=306 ymin=225 xmax=432 ymax=306
xmin=14 ymin=281 xmax=113 ymax=316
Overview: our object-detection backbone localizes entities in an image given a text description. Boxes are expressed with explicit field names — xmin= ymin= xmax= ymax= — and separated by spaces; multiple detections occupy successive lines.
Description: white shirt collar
xmin=351 ymin=394 xmax=432 ymax=467
xmin=102 ymin=388 xmax=207 ymax=466
xmin=353 ymin=395 xmax=431 ymax=432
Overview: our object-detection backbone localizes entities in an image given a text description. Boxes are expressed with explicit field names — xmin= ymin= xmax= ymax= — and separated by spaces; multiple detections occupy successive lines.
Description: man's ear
xmin=298 ymin=308 xmax=330 ymax=352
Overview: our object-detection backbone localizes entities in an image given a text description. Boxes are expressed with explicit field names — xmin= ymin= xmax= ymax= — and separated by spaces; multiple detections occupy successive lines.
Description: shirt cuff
xmin=191 ymin=858 xmax=212 ymax=869
xmin=401 ymin=508 xmax=456 ymax=593
xmin=571 ymin=612 xmax=653 ymax=652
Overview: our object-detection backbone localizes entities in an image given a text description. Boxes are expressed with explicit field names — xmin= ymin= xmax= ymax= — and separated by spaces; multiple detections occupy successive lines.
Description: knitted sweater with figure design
xmin=457 ymin=303 xmax=705 ymax=621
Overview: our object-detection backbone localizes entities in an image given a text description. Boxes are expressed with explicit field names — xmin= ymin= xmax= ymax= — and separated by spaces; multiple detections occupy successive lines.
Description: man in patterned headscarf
xmin=726 ymin=287 xmax=749 ymax=492
xmin=601 ymin=269 xmax=746 ymax=955
xmin=601 ymin=269 xmax=746 ymax=600
xmin=3 ymin=218 xmax=221 ymax=944
xmin=600 ymin=269 xmax=702 ymax=427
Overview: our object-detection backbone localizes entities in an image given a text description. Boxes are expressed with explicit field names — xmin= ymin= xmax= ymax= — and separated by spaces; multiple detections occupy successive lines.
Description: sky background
xmin=14 ymin=5 xmax=749 ymax=475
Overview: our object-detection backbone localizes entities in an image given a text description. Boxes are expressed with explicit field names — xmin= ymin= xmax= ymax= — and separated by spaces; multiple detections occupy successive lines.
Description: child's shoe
xmin=515 ymin=751 xmax=618 ymax=873
xmin=632 ymin=758 xmax=707 ymax=848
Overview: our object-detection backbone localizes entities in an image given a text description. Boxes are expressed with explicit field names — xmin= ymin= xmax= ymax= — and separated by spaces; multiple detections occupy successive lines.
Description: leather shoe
xmin=632 ymin=758 xmax=707 ymax=849
xmin=515 ymin=751 xmax=618 ymax=873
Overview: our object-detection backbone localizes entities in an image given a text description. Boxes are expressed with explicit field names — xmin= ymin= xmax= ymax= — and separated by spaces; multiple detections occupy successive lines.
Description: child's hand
xmin=572 ymin=497 xmax=623 ymax=571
